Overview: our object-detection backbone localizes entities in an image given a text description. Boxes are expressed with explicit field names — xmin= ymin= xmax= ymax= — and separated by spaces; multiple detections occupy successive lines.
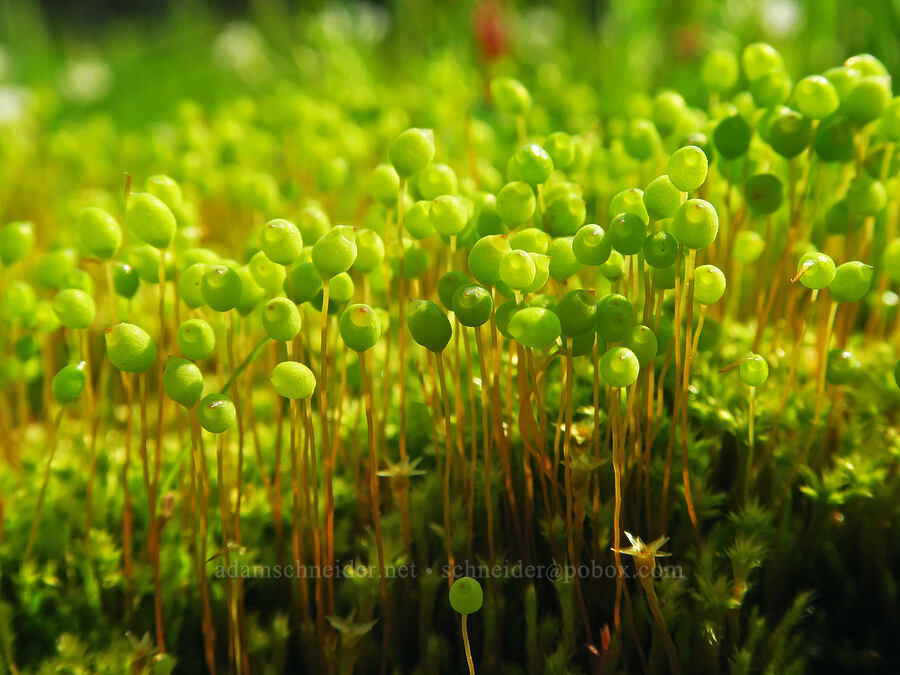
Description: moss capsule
xmin=339 ymin=304 xmax=381 ymax=352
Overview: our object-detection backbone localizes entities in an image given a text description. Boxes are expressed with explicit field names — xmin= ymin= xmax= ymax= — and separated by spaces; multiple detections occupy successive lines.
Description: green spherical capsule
xmin=733 ymin=231 xmax=766 ymax=265
xmin=418 ymin=163 xmax=458 ymax=200
xmin=496 ymin=181 xmax=536 ymax=225
xmin=569 ymin=330 xmax=596 ymax=358
xmin=312 ymin=227 xmax=357 ymax=278
xmin=328 ymin=272 xmax=355 ymax=304
xmin=794 ymin=75 xmax=840 ymax=120
xmin=642 ymin=231 xmax=678 ymax=269
xmin=543 ymin=191 xmax=586 ymax=237
xmin=297 ymin=205 xmax=330 ymax=245
xmin=353 ymin=229 xmax=385 ymax=274
xmin=318 ymin=157 xmax=347 ymax=191
xmin=476 ymin=199 xmax=505 ymax=237
xmin=0 ymin=221 xmax=35 ymax=265
xmin=768 ymin=110 xmax=812 ymax=159
xmin=596 ymin=294 xmax=635 ymax=342
xmin=389 ymin=128 xmax=435 ymax=178
xmin=52 ymin=288 xmax=95 ymax=330
xmin=796 ymin=252 xmax=836 ymax=290
xmin=105 ymin=323 xmax=157 ymax=373
xmin=236 ymin=266 xmax=265 ymax=315
xmin=198 ymin=394 xmax=236 ymax=433
xmin=261 ymin=219 xmax=303 ymax=266
xmin=438 ymin=271 xmax=471 ymax=311
xmin=509 ymin=144 xmax=553 ymax=185
xmin=713 ymin=115 xmax=751 ymax=160
xmin=202 ymin=265 xmax=243 ymax=312
xmin=528 ymin=294 xmax=557 ymax=312
xmin=751 ymin=69 xmax=792 ymax=108
xmin=652 ymin=91 xmax=686 ymax=136
xmin=643 ymin=175 xmax=681 ymax=220
xmin=830 ymin=261 xmax=874 ymax=303
xmin=126 ymin=245 xmax=172 ymax=284
xmin=14 ymin=333 xmax=41 ymax=359
xmin=845 ymin=76 xmax=891 ymax=124
xmin=178 ymin=263 xmax=208 ymax=308
xmin=270 ymin=361 xmax=316 ymax=399
xmin=370 ymin=164 xmax=400 ymax=206
xmin=739 ymin=354 xmax=769 ymax=387
xmin=177 ymin=319 xmax=216 ymax=360
xmin=608 ymin=188 xmax=649 ymax=225
xmin=844 ymin=54 xmax=887 ymax=76
xmin=600 ymin=346 xmax=640 ymax=388
xmin=624 ymin=325 xmax=657 ymax=365
xmin=494 ymin=300 xmax=518 ymax=339
xmin=668 ymin=145 xmax=708 ymax=193
xmin=500 ymin=249 xmax=536 ymax=290
xmin=430 ymin=195 xmax=468 ymax=236
xmin=509 ymin=306 xmax=561 ymax=350
xmin=339 ymin=304 xmax=381 ymax=352
xmin=52 ymin=362 xmax=87 ymax=405
xmin=556 ymin=289 xmax=597 ymax=337
xmin=624 ymin=119 xmax=660 ymax=161
xmin=126 ymin=192 xmax=176 ymax=250
xmin=407 ymin=300 xmax=452 ymax=352
xmin=693 ymin=265 xmax=726 ymax=305
xmin=449 ymin=576 xmax=483 ymax=615
xmin=742 ymin=42 xmax=783 ymax=82
xmin=544 ymin=132 xmax=575 ymax=170
xmin=608 ymin=212 xmax=646 ymax=255
xmin=744 ymin=174 xmax=783 ymax=215
xmin=1 ymin=281 xmax=37 ymax=321
xmin=146 ymin=175 xmax=182 ymax=211
xmin=405 ymin=201 xmax=435 ymax=239
xmin=35 ymin=247 xmax=77 ymax=289
xmin=547 ymin=236 xmax=581 ymax=282
xmin=262 ymin=297 xmax=302 ymax=342
xmin=702 ymin=49 xmax=739 ymax=92
xmin=453 ymin=285 xmax=493 ymax=327
xmin=846 ymin=176 xmax=886 ymax=216
xmin=113 ymin=262 xmax=140 ymax=299
xmin=600 ymin=250 xmax=626 ymax=282
xmin=182 ymin=248 xmax=220 ymax=269
xmin=490 ymin=77 xmax=531 ymax=116
xmin=813 ymin=115 xmax=855 ymax=163
xmin=389 ymin=240 xmax=427 ymax=280
xmin=60 ymin=268 xmax=96 ymax=294
xmin=523 ymin=253 xmax=550 ymax=294
xmin=826 ymin=349 xmax=860 ymax=386
xmin=825 ymin=65 xmax=862 ymax=102
xmin=468 ymin=234 xmax=510 ymax=286
xmin=681 ymin=132 xmax=714 ymax=162
xmin=573 ymin=224 xmax=612 ymax=266
xmin=77 ymin=207 xmax=121 ymax=259
xmin=672 ymin=199 xmax=718 ymax=250
xmin=286 ymin=262 xmax=324 ymax=304
xmin=163 ymin=357 xmax=204 ymax=408
xmin=249 ymin=250 xmax=287 ymax=292
xmin=881 ymin=97 xmax=900 ymax=142
xmin=824 ymin=199 xmax=853 ymax=235
xmin=509 ymin=227 xmax=550 ymax=255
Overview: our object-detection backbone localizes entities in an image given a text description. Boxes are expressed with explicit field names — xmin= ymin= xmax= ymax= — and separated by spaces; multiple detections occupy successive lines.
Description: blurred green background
xmin=1 ymin=0 xmax=898 ymax=129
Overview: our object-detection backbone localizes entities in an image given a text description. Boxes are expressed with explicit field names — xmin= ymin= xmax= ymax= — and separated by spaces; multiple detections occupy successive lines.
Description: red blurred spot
xmin=473 ymin=0 xmax=507 ymax=62
xmin=601 ymin=624 xmax=611 ymax=651
xmin=675 ymin=22 xmax=704 ymax=60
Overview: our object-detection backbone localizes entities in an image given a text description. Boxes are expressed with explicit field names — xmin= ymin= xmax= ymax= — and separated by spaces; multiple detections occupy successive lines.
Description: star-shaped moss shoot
xmin=613 ymin=532 xmax=672 ymax=577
